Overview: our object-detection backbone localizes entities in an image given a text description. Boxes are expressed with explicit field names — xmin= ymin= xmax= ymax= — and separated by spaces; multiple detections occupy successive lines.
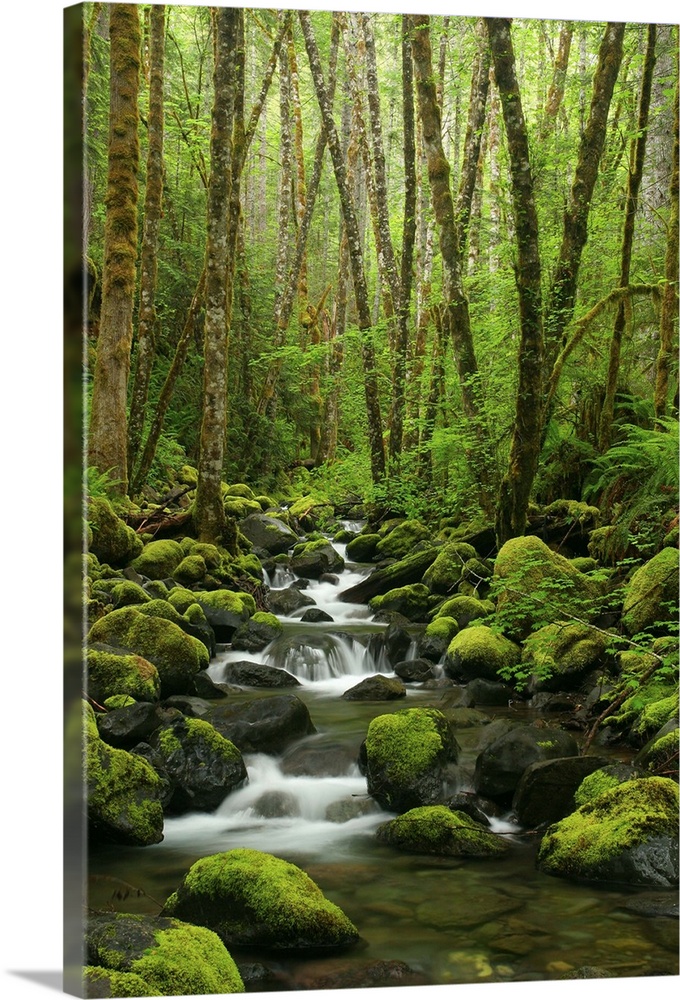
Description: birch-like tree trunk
xmin=299 ymin=10 xmax=386 ymax=482
xmin=128 ymin=4 xmax=165 ymax=477
xmin=88 ymin=4 xmax=140 ymax=495
xmin=654 ymin=72 xmax=679 ymax=424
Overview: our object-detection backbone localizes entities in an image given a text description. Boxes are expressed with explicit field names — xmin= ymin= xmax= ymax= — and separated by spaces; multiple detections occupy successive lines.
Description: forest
xmin=67 ymin=2 xmax=679 ymax=996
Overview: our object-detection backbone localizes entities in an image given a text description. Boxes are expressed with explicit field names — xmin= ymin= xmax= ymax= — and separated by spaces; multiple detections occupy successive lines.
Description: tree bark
xmin=88 ymin=4 xmax=141 ymax=495
xmin=411 ymin=13 xmax=494 ymax=509
xmin=299 ymin=10 xmax=386 ymax=482
xmin=654 ymin=71 xmax=679 ymax=425
xmin=127 ymin=4 xmax=166 ymax=475
xmin=486 ymin=18 xmax=544 ymax=547
xmin=194 ymin=6 xmax=239 ymax=544
xmin=455 ymin=18 xmax=490 ymax=262
xmin=598 ymin=25 xmax=656 ymax=452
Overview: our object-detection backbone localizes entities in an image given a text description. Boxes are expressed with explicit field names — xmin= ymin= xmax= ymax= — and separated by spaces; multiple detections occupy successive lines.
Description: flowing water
xmin=89 ymin=528 xmax=679 ymax=989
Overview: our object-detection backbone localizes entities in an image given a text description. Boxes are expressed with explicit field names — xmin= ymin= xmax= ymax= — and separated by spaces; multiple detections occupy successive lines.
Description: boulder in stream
xmin=220 ymin=659 xmax=300 ymax=688
xmin=445 ymin=625 xmax=521 ymax=683
xmin=268 ymin=586 xmax=316 ymax=616
xmin=376 ymin=805 xmax=509 ymax=857
xmin=205 ymin=694 xmax=316 ymax=754
xmin=86 ymin=914 xmax=244 ymax=995
xmin=291 ymin=538 xmax=345 ymax=577
xmin=473 ymin=723 xmax=579 ymax=804
xmin=511 ymin=754 xmax=609 ymax=828
xmin=231 ymin=611 xmax=284 ymax=652
xmin=342 ymin=674 xmax=406 ymax=700
xmin=87 ymin=643 xmax=161 ymax=704
xmin=362 ymin=706 xmax=460 ymax=812
xmin=537 ymin=777 xmax=679 ymax=887
xmin=162 ymin=848 xmax=360 ymax=951
xmin=239 ymin=512 xmax=299 ymax=554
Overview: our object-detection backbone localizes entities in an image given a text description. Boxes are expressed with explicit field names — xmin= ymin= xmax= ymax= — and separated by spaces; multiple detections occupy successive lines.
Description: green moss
xmin=110 ymin=580 xmax=151 ymax=607
xmin=369 ymin=583 xmax=431 ymax=621
xmin=433 ymin=595 xmax=491 ymax=626
xmin=163 ymin=848 xmax=358 ymax=950
xmin=538 ymin=777 xmax=679 ymax=881
xmin=424 ymin=616 xmax=459 ymax=644
xmin=224 ymin=496 xmax=263 ymax=518
xmin=251 ymin=611 xmax=283 ymax=630
xmin=365 ymin=708 xmax=450 ymax=786
xmin=570 ymin=557 xmax=599 ymax=573
xmin=87 ymin=497 xmax=143 ymax=566
xmin=376 ymin=519 xmax=430 ymax=559
xmin=422 ymin=543 xmax=483 ymax=593
xmin=167 ymin=587 xmax=198 ymax=614
xmin=184 ymin=602 xmax=208 ymax=626
xmin=376 ymin=806 xmax=508 ymax=857
xmin=346 ymin=533 xmax=381 ymax=561
xmin=87 ymin=647 xmax=161 ymax=703
xmin=173 ymin=554 xmax=207 ymax=584
xmin=622 ymin=547 xmax=679 ymax=636
xmin=633 ymin=694 xmax=679 ymax=741
xmin=231 ymin=552 xmax=264 ymax=581
xmin=544 ymin=500 xmax=600 ymax=527
xmin=83 ymin=966 xmax=157 ymax=997
xmin=195 ymin=588 xmax=256 ymax=617
xmin=131 ymin=539 xmax=184 ymax=579
xmin=446 ymin=625 xmax=521 ymax=679
xmin=157 ymin=717 xmax=242 ymax=763
xmin=640 ymin=729 xmax=679 ymax=771
xmin=85 ymin=703 xmax=164 ymax=845
xmin=189 ymin=542 xmax=222 ymax=569
xmin=520 ymin=622 xmax=607 ymax=685
xmin=178 ymin=464 xmax=199 ymax=486
xmin=103 ymin=695 xmax=137 ymax=710
xmin=225 ymin=482 xmax=255 ymax=499
xmin=606 ymin=677 xmax=677 ymax=732
xmin=574 ymin=769 xmax=622 ymax=807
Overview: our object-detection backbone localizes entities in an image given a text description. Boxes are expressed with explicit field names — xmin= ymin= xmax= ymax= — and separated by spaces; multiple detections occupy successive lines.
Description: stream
xmin=89 ymin=530 xmax=679 ymax=989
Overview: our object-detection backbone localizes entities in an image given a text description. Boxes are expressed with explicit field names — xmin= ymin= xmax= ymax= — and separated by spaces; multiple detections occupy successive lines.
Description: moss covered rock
xmin=88 ymin=607 xmax=207 ymax=697
xmin=574 ymin=764 xmax=644 ymax=807
xmin=231 ymin=611 xmax=284 ymax=652
xmin=342 ymin=674 xmax=407 ymax=700
xmin=87 ymin=497 xmax=143 ymax=566
xmin=85 ymin=703 xmax=164 ymax=846
xmin=188 ymin=588 xmax=255 ymax=642
xmin=225 ymin=482 xmax=254 ymax=499
xmin=473 ymin=723 xmax=579 ymax=804
xmin=162 ymin=848 xmax=359 ymax=951
xmin=433 ymin=594 xmax=491 ymax=629
xmin=369 ymin=583 xmax=431 ymax=622
xmin=363 ymin=707 xmax=460 ymax=812
xmin=376 ymin=805 xmax=508 ymax=857
xmin=83 ymin=966 xmax=157 ymax=997
xmin=291 ymin=538 xmax=345 ymax=578
xmin=223 ymin=496 xmax=262 ymax=518
xmin=622 ymin=547 xmax=679 ymax=636
xmin=635 ymin=724 xmax=679 ymax=775
xmin=87 ymin=644 xmax=161 ymax=703
xmin=376 ymin=519 xmax=430 ymax=559
xmin=173 ymin=554 xmax=207 ymax=585
xmin=537 ymin=777 xmax=679 ymax=887
xmin=422 ymin=543 xmax=484 ymax=594
xmin=239 ymin=512 xmax=299 ymax=555
xmin=494 ymin=535 xmax=601 ymax=640
xmin=420 ymin=616 xmax=459 ymax=662
xmin=520 ymin=622 xmax=608 ymax=693
xmin=346 ymin=532 xmax=381 ymax=562
xmin=152 ymin=717 xmax=247 ymax=813
xmin=86 ymin=914 xmax=244 ymax=995
xmin=445 ymin=625 xmax=521 ymax=683
xmin=110 ymin=580 xmax=151 ymax=608
xmin=131 ymin=539 xmax=184 ymax=580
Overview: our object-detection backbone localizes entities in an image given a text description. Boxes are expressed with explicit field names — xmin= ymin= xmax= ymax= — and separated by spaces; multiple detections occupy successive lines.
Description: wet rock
xmin=291 ymin=539 xmax=345 ymax=578
xmin=394 ymin=657 xmax=435 ymax=682
xmin=342 ymin=674 xmax=406 ymax=701
xmin=474 ymin=724 xmax=579 ymax=804
xmin=445 ymin=791 xmax=494 ymax=825
xmin=268 ymin=586 xmax=316 ymax=616
xmin=162 ymin=695 xmax=212 ymax=717
xmin=239 ymin=512 xmax=299 ymax=555
xmin=284 ymin=958 xmax=426 ymax=991
xmin=416 ymin=887 xmax=521 ymax=929
xmin=325 ymin=797 xmax=378 ymax=823
xmin=220 ymin=660 xmax=300 ymax=688
xmin=622 ymin=892 xmax=679 ymax=918
xmin=512 ymin=754 xmax=609 ymax=828
xmin=377 ymin=805 xmax=509 ymax=857
xmin=192 ymin=670 xmax=229 ymax=699
xmin=205 ymin=695 xmax=316 ymax=754
xmin=459 ymin=678 xmax=515 ymax=707
xmin=383 ymin=621 xmax=414 ymax=665
xmin=346 ymin=533 xmax=381 ymax=562
xmin=339 ymin=547 xmax=438 ymax=604
xmin=252 ymin=790 xmax=300 ymax=819
xmin=300 ymin=608 xmax=334 ymax=623
xmin=230 ymin=611 xmax=284 ymax=652
xmin=96 ymin=701 xmax=166 ymax=750
xmin=281 ymin=740 xmax=359 ymax=777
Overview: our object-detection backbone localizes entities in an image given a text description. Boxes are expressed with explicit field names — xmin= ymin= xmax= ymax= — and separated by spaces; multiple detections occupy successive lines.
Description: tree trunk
xmin=389 ymin=14 xmax=417 ymax=464
xmin=455 ymin=18 xmax=490 ymax=262
xmin=654 ymin=71 xmax=679 ymax=424
xmin=411 ymin=13 xmax=494 ymax=510
xmin=194 ymin=6 xmax=239 ymax=544
xmin=543 ymin=21 xmax=626 ymax=373
xmin=538 ymin=21 xmax=573 ymax=143
xmin=299 ymin=10 xmax=386 ymax=482
xmin=486 ymin=18 xmax=545 ymax=547
xmin=127 ymin=4 xmax=165 ymax=475
xmin=88 ymin=4 xmax=141 ymax=495
xmin=599 ymin=25 xmax=656 ymax=452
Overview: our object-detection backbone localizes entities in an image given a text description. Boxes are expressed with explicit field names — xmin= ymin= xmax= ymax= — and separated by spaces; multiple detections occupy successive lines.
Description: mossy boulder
xmin=622 ymin=547 xmax=679 ymax=636
xmin=511 ymin=755 xmax=609 ymax=828
xmin=85 ymin=703 xmax=164 ymax=846
xmin=86 ymin=914 xmax=244 ymax=995
xmin=88 ymin=607 xmax=207 ymax=697
xmin=342 ymin=674 xmax=407 ymax=700
xmin=631 ymin=693 xmax=679 ymax=743
xmin=537 ymin=777 xmax=679 ymax=886
xmin=87 ymin=644 xmax=161 ymax=703
xmin=420 ymin=616 xmax=459 ymax=662
xmin=162 ymin=848 xmax=359 ymax=951
xmin=173 ymin=554 xmax=207 ymax=585
xmin=152 ymin=717 xmax=247 ymax=813
xmin=433 ymin=594 xmax=491 ymax=629
xmin=87 ymin=497 xmax=143 ymax=566
xmin=225 ymin=482 xmax=254 ymax=499
xmin=369 ymin=583 xmax=431 ymax=622
xmin=376 ymin=519 xmax=431 ymax=559
xmin=376 ymin=806 xmax=508 ymax=857
xmin=131 ymin=539 xmax=184 ymax=580
xmin=574 ymin=764 xmax=645 ymax=807
xmin=110 ymin=580 xmax=151 ymax=608
xmin=289 ymin=494 xmax=334 ymax=531
xmin=239 ymin=512 xmax=298 ymax=555
xmin=188 ymin=541 xmax=222 ymax=569
xmin=190 ymin=588 xmax=255 ymax=642
xmin=473 ymin=723 xmax=579 ymax=804
xmin=362 ymin=707 xmax=460 ymax=812
xmin=422 ymin=543 xmax=483 ymax=594
xmin=231 ymin=611 xmax=284 ymax=652
xmin=339 ymin=547 xmax=438 ymax=604
xmin=445 ymin=625 xmax=521 ymax=683
xmin=493 ymin=535 xmax=600 ymax=640
xmin=290 ymin=538 xmax=345 ymax=577
xmin=520 ymin=622 xmax=608 ymax=693
xmin=634 ymin=720 xmax=680 ymax=774
xmin=83 ymin=966 xmax=157 ymax=997
xmin=346 ymin=532 xmax=381 ymax=562
xmin=223 ymin=496 xmax=262 ymax=518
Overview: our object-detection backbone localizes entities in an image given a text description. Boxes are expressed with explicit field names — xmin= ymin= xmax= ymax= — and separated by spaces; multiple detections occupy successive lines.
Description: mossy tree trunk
xmin=194 ymin=6 xmax=239 ymax=544
xmin=598 ymin=25 xmax=657 ymax=452
xmin=299 ymin=10 xmax=386 ymax=483
xmin=88 ymin=3 xmax=141 ymax=496
xmin=538 ymin=21 xmax=573 ymax=143
xmin=486 ymin=18 xmax=544 ymax=547
xmin=127 ymin=3 xmax=166 ymax=477
xmin=455 ymin=18 xmax=490 ymax=262
xmin=411 ymin=13 xmax=494 ymax=511
xmin=654 ymin=73 xmax=679 ymax=425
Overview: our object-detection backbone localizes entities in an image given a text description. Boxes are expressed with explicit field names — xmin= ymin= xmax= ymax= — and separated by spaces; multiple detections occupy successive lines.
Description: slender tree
xmin=654 ymin=73 xmax=679 ymax=424
xmin=88 ymin=4 xmax=141 ymax=495
xmin=127 ymin=4 xmax=166 ymax=475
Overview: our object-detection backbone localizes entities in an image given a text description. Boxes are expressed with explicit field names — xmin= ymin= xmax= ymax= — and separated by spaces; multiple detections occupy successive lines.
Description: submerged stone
xmin=376 ymin=805 xmax=508 ymax=857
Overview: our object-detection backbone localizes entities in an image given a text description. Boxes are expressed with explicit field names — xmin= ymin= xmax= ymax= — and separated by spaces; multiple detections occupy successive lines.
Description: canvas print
xmin=64 ymin=1 xmax=680 ymax=996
